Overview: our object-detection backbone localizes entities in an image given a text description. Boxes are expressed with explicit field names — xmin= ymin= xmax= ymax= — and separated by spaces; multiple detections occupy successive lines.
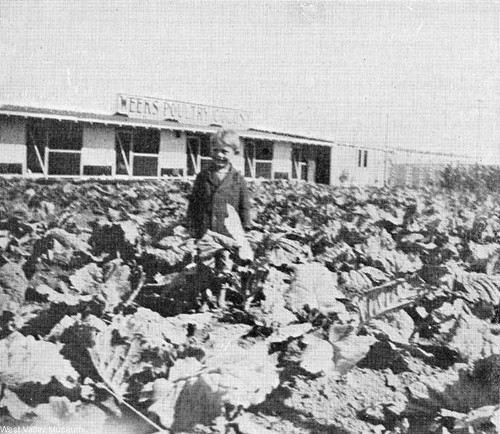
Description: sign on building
xmin=116 ymin=93 xmax=251 ymax=129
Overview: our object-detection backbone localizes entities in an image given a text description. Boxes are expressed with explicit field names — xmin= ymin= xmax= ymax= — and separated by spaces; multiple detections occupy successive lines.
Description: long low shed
xmin=0 ymin=104 xmax=389 ymax=186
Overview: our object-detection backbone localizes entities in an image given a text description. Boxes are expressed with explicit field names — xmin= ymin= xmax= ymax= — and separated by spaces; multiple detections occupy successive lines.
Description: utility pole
xmin=383 ymin=112 xmax=389 ymax=187
xmin=476 ymin=99 xmax=482 ymax=164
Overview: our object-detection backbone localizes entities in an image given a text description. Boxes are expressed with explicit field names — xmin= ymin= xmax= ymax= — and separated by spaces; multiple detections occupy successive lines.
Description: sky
xmin=1 ymin=0 xmax=499 ymax=162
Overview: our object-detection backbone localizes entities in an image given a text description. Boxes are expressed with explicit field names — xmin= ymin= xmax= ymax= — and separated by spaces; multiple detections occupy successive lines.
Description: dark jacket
xmin=187 ymin=164 xmax=251 ymax=239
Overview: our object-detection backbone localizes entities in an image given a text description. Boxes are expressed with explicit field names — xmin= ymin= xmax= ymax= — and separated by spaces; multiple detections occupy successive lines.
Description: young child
xmin=187 ymin=129 xmax=251 ymax=239
xmin=187 ymin=129 xmax=252 ymax=307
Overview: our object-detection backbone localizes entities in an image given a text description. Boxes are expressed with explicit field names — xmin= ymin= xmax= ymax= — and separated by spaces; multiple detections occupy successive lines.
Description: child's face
xmin=212 ymin=143 xmax=236 ymax=168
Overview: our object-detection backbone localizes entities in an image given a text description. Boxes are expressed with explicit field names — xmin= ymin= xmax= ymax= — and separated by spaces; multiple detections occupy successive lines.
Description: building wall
xmin=358 ymin=148 xmax=385 ymax=186
xmin=330 ymin=145 xmax=386 ymax=186
xmin=330 ymin=146 xmax=355 ymax=185
xmin=159 ymin=130 xmax=186 ymax=175
xmin=0 ymin=117 xmax=27 ymax=170
xmin=82 ymin=124 xmax=115 ymax=171
xmin=2 ymin=113 xmax=473 ymax=186
xmin=273 ymin=142 xmax=292 ymax=177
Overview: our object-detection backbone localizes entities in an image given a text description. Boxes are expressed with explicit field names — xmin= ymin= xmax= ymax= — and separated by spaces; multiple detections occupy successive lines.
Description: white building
xmin=0 ymin=94 xmax=468 ymax=187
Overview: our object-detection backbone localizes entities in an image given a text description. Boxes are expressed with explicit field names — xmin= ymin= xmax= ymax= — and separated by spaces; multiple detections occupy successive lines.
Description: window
xmin=0 ymin=163 xmax=22 ymax=174
xmin=274 ymin=172 xmax=289 ymax=180
xmin=115 ymin=128 xmax=160 ymax=176
xmin=27 ymin=119 xmax=83 ymax=175
xmin=47 ymin=122 xmax=82 ymax=150
xmin=244 ymin=140 xmax=273 ymax=179
xmin=161 ymin=168 xmax=184 ymax=177
xmin=83 ymin=165 xmax=112 ymax=176
xmin=358 ymin=150 xmax=368 ymax=168
xmin=134 ymin=129 xmax=160 ymax=154
xmin=186 ymin=134 xmax=211 ymax=176
xmin=132 ymin=129 xmax=160 ymax=176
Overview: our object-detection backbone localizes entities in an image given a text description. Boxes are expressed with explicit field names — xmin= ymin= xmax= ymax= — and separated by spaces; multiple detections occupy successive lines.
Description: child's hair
xmin=213 ymin=129 xmax=241 ymax=154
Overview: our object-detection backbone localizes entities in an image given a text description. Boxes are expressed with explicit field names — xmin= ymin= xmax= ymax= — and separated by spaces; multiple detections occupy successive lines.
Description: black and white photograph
xmin=0 ymin=1 xmax=499 ymax=433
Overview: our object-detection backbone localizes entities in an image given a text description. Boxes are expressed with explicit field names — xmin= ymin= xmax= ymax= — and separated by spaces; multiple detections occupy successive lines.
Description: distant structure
xmin=389 ymin=147 xmax=474 ymax=188
xmin=0 ymin=94 xmax=474 ymax=187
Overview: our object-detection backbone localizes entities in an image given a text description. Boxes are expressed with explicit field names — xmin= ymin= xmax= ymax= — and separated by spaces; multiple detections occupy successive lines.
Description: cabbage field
xmin=0 ymin=177 xmax=499 ymax=433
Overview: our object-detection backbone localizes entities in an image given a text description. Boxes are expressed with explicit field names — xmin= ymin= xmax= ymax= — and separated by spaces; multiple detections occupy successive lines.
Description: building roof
xmin=0 ymin=104 xmax=341 ymax=147
xmin=240 ymin=129 xmax=337 ymax=147
xmin=0 ymin=104 xmax=218 ymax=134
xmin=0 ymin=104 xmax=475 ymax=160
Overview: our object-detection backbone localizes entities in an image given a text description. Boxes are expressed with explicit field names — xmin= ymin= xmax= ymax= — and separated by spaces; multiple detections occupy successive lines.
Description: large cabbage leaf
xmin=146 ymin=341 xmax=279 ymax=431
xmin=353 ymin=280 xmax=422 ymax=326
xmin=0 ymin=332 xmax=78 ymax=389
